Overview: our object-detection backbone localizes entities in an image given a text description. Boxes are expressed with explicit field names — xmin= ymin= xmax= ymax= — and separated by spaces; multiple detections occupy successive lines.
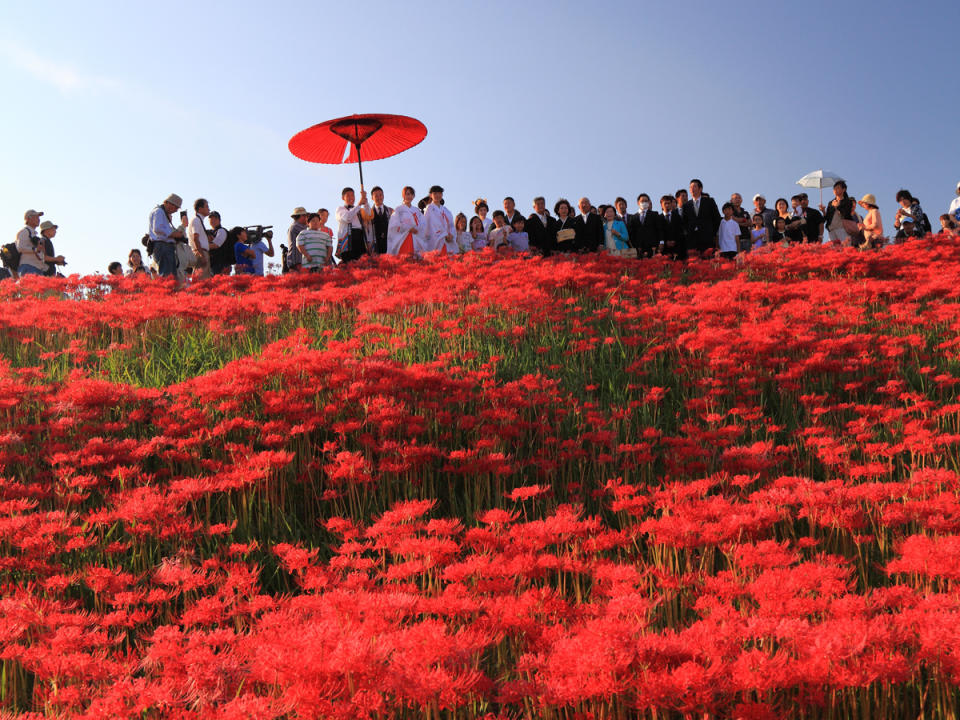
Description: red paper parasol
xmin=288 ymin=113 xmax=427 ymax=190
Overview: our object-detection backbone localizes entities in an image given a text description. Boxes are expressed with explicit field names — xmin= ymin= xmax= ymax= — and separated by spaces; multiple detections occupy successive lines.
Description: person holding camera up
xmin=148 ymin=194 xmax=185 ymax=278
xmin=39 ymin=220 xmax=67 ymax=276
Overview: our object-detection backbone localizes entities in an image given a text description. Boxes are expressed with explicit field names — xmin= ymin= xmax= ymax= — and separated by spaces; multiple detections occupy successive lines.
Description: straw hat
xmin=290 ymin=206 xmax=308 ymax=218
xmin=859 ymin=193 xmax=878 ymax=207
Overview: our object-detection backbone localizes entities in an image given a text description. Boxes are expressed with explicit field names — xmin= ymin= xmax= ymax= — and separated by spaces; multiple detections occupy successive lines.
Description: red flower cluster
xmin=2 ymin=239 xmax=960 ymax=717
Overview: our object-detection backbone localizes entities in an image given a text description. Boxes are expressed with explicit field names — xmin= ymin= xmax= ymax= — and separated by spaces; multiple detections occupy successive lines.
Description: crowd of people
xmin=5 ymin=180 xmax=960 ymax=282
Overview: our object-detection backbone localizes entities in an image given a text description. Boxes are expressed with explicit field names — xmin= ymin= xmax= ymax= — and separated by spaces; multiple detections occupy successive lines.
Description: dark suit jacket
xmin=370 ymin=205 xmax=392 ymax=254
xmin=504 ymin=211 xmax=524 ymax=228
xmin=681 ymin=195 xmax=721 ymax=252
xmin=526 ymin=212 xmax=555 ymax=254
xmin=659 ymin=209 xmax=687 ymax=259
xmin=573 ymin=213 xmax=603 ymax=252
xmin=627 ymin=210 xmax=662 ymax=254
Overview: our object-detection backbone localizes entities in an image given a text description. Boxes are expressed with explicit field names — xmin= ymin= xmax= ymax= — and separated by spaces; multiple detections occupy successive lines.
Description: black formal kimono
xmin=555 ymin=216 xmax=578 ymax=253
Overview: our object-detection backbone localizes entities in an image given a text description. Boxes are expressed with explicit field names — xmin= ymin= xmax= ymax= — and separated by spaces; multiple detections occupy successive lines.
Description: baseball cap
xmin=24 ymin=209 xmax=44 ymax=220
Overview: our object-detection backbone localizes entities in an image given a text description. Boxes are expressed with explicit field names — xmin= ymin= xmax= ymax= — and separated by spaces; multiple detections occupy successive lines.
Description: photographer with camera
xmin=12 ymin=209 xmax=46 ymax=277
xmin=232 ymin=225 xmax=274 ymax=276
xmin=148 ymin=194 xmax=185 ymax=278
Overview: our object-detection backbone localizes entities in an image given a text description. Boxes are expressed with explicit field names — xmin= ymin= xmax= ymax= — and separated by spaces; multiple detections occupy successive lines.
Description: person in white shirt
xmin=14 ymin=209 xmax=45 ymax=277
xmin=717 ymin=202 xmax=741 ymax=260
xmin=949 ymin=181 xmax=960 ymax=223
xmin=387 ymin=186 xmax=423 ymax=255
xmin=335 ymin=186 xmax=369 ymax=262
xmin=422 ymin=185 xmax=455 ymax=255
xmin=188 ymin=198 xmax=211 ymax=280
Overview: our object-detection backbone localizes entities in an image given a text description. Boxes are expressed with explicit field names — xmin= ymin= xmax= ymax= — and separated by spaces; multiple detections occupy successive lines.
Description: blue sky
xmin=2 ymin=0 xmax=958 ymax=275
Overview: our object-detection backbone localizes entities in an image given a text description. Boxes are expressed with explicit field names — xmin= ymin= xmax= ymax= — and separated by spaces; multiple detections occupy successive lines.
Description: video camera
xmin=244 ymin=225 xmax=274 ymax=244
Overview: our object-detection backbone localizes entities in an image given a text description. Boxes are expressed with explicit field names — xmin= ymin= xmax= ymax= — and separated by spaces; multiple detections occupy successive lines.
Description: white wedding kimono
xmin=422 ymin=202 xmax=454 ymax=254
xmin=386 ymin=204 xmax=424 ymax=255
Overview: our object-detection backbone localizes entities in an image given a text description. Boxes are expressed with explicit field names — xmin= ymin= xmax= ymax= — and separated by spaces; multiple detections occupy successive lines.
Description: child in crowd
xmin=940 ymin=214 xmax=959 ymax=238
xmin=771 ymin=217 xmax=788 ymax=243
xmin=751 ymin=213 xmax=768 ymax=249
xmin=296 ymin=213 xmax=333 ymax=271
xmin=717 ymin=203 xmax=740 ymax=260
xmin=602 ymin=205 xmax=631 ymax=255
xmin=232 ymin=228 xmax=255 ymax=274
xmin=468 ymin=216 xmax=487 ymax=251
xmin=507 ymin=216 xmax=530 ymax=252
xmin=488 ymin=211 xmax=510 ymax=250
xmin=450 ymin=213 xmax=468 ymax=254
xmin=107 ymin=262 xmax=124 ymax=276
xmin=318 ymin=208 xmax=333 ymax=238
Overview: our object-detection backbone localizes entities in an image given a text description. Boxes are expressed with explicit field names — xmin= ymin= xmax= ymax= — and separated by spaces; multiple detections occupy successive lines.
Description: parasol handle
xmin=353 ymin=117 xmax=365 ymax=193
xmin=356 ymin=143 xmax=364 ymax=192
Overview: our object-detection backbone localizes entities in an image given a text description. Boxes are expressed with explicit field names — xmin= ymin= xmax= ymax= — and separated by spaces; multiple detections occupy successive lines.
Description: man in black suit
xmin=627 ymin=193 xmax=661 ymax=257
xmin=659 ymin=195 xmax=687 ymax=260
xmin=614 ymin=197 xmax=630 ymax=226
xmin=503 ymin=197 xmax=523 ymax=228
xmin=574 ymin=197 xmax=602 ymax=252
xmin=368 ymin=186 xmax=392 ymax=255
xmin=681 ymin=179 xmax=721 ymax=257
xmin=675 ymin=189 xmax=688 ymax=221
xmin=526 ymin=196 xmax=555 ymax=255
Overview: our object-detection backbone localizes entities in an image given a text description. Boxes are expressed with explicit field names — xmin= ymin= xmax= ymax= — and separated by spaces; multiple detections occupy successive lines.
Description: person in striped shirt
xmin=296 ymin=213 xmax=332 ymax=271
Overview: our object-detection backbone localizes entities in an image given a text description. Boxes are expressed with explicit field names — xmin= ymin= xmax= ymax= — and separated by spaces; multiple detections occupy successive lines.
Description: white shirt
xmin=422 ymin=202 xmax=454 ymax=253
xmin=950 ymin=195 xmax=960 ymax=219
xmin=718 ymin=218 xmax=740 ymax=252
xmin=386 ymin=204 xmax=423 ymax=254
xmin=210 ymin=227 xmax=227 ymax=248
xmin=336 ymin=204 xmax=364 ymax=254
xmin=188 ymin=215 xmax=209 ymax=251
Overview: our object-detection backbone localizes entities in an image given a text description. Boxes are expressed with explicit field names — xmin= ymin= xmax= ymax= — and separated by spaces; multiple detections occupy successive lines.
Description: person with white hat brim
xmin=857 ymin=194 xmax=884 ymax=248
xmin=15 ymin=209 xmax=47 ymax=277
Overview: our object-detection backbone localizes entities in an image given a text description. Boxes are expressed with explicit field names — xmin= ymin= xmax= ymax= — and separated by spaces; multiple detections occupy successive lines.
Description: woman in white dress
xmin=386 ymin=186 xmax=423 ymax=256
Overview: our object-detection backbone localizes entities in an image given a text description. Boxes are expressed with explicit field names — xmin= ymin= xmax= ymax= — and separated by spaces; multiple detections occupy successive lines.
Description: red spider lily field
xmin=4 ymin=240 xmax=960 ymax=719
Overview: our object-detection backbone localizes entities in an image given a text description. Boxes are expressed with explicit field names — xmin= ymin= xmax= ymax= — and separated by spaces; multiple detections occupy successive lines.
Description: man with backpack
xmin=15 ymin=209 xmax=47 ymax=277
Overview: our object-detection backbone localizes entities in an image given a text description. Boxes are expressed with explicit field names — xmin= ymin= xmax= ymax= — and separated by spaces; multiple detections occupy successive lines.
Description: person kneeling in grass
xmin=296 ymin=213 xmax=333 ymax=272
